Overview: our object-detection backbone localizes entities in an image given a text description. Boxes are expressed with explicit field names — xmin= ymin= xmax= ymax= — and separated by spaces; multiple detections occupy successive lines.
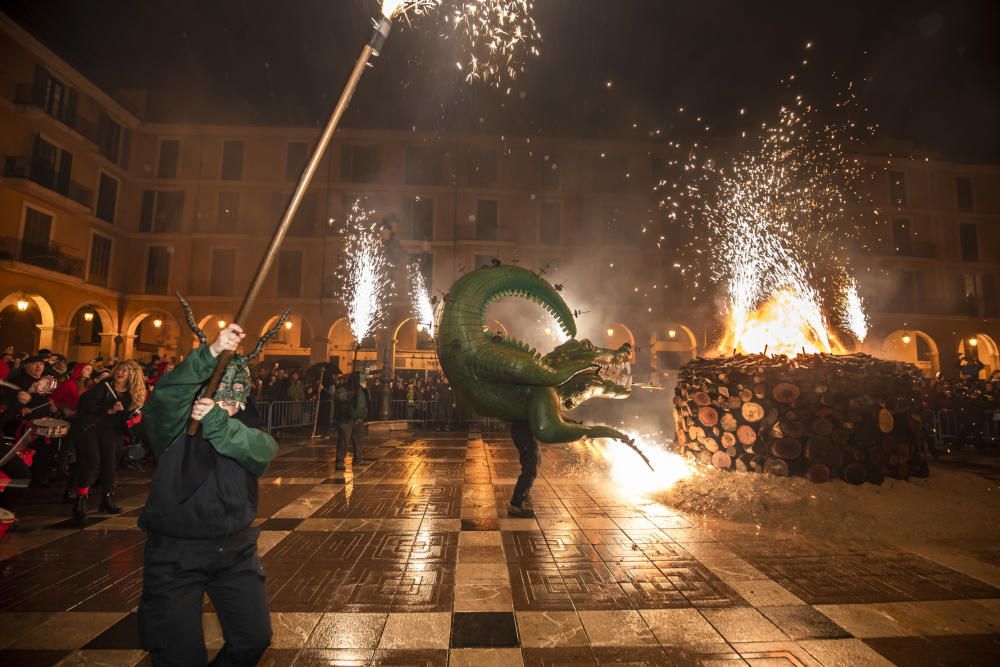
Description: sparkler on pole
xmin=186 ymin=1 xmax=410 ymax=434
xmin=838 ymin=277 xmax=870 ymax=343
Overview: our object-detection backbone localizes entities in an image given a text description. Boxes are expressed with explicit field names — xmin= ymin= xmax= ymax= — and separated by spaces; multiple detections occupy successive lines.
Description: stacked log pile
xmin=673 ymin=353 xmax=930 ymax=484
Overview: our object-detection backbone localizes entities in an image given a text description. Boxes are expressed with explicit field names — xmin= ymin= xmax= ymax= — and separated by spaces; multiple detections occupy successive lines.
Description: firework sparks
xmin=450 ymin=1 xmax=541 ymax=86
xmin=336 ymin=199 xmax=390 ymax=344
xmin=409 ymin=262 xmax=435 ymax=337
xmin=597 ymin=431 xmax=698 ymax=498
xmin=661 ymin=84 xmax=878 ymax=355
xmin=839 ymin=277 xmax=870 ymax=342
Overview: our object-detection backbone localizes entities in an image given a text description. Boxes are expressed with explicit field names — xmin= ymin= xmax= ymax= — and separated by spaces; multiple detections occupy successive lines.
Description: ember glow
xmin=336 ymin=199 xmax=389 ymax=344
xmin=720 ymin=289 xmax=848 ymax=356
xmin=839 ymin=278 xmax=870 ymax=343
xmin=408 ymin=262 xmax=435 ymax=337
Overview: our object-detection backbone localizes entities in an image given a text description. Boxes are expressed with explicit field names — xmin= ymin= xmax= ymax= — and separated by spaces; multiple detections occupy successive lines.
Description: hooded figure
xmin=136 ymin=295 xmax=288 ymax=667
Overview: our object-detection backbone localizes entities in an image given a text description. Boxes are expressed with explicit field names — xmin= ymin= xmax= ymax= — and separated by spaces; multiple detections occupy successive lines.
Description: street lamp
xmin=153 ymin=318 xmax=163 ymax=329
xmin=83 ymin=311 xmax=94 ymax=322
xmin=16 ymin=296 xmax=29 ymax=312
xmin=284 ymin=321 xmax=294 ymax=330
xmin=607 ymin=328 xmax=615 ymax=337
xmin=901 ymin=334 xmax=912 ymax=345
xmin=968 ymin=337 xmax=979 ymax=348
xmin=218 ymin=320 xmax=227 ymax=329
xmin=668 ymin=329 xmax=677 ymax=339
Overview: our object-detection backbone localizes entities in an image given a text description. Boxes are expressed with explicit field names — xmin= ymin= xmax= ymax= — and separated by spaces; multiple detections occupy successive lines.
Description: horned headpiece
xmin=177 ymin=293 xmax=292 ymax=407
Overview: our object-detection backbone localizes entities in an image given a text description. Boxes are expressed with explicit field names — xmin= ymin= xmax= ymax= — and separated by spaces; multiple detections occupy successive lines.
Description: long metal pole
xmin=188 ymin=16 xmax=394 ymax=435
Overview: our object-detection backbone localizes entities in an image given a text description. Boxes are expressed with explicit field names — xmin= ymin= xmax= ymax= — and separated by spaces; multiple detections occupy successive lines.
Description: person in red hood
xmin=148 ymin=361 xmax=174 ymax=387
xmin=51 ymin=362 xmax=93 ymax=416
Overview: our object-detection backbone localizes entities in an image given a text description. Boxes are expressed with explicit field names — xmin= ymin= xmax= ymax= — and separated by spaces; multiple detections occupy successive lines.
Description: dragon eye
xmin=582 ymin=340 xmax=594 ymax=351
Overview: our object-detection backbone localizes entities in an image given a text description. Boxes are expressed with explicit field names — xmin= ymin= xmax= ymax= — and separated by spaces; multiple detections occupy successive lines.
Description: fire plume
xmin=719 ymin=289 xmax=848 ymax=357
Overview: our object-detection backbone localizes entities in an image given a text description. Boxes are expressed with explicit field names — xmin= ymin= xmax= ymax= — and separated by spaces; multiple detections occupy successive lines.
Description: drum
xmin=31 ymin=377 xmax=58 ymax=395
xmin=31 ymin=418 xmax=70 ymax=438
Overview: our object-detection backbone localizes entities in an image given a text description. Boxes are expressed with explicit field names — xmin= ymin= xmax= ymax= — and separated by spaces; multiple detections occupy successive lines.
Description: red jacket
xmin=50 ymin=363 xmax=88 ymax=412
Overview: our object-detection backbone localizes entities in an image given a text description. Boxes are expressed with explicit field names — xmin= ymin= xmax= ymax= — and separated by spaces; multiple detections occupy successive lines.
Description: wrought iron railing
xmin=0 ymin=236 xmax=85 ymax=279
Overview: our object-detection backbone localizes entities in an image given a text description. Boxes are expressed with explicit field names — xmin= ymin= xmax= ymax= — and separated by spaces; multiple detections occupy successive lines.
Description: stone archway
xmin=957 ymin=333 xmax=1000 ymax=379
xmin=393 ymin=317 xmax=437 ymax=375
xmin=603 ymin=322 xmax=636 ymax=361
xmin=257 ymin=312 xmax=313 ymax=364
xmin=124 ymin=310 xmax=181 ymax=362
xmin=327 ymin=317 xmax=378 ymax=373
xmin=66 ymin=302 xmax=117 ymax=362
xmin=0 ymin=291 xmax=56 ymax=353
xmin=882 ymin=329 xmax=939 ymax=378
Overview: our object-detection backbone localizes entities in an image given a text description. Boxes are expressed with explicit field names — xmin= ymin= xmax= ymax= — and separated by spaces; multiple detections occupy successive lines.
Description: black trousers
xmin=73 ymin=427 xmax=118 ymax=493
xmin=139 ymin=530 xmax=272 ymax=666
xmin=511 ymin=420 xmax=540 ymax=506
xmin=316 ymin=399 xmax=332 ymax=436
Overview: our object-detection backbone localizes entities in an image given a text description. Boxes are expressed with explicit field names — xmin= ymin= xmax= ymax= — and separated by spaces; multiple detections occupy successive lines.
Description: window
xmin=406 ymin=147 xmax=445 ymax=185
xmin=32 ymin=66 xmax=77 ymax=126
xmin=983 ymin=274 xmax=999 ymax=317
xmin=21 ymin=207 xmax=53 ymax=262
xmin=210 ymin=249 xmax=236 ymax=296
xmin=888 ymin=170 xmax=907 ymax=208
xmin=286 ymin=142 xmax=308 ymax=182
xmin=88 ymin=234 xmax=112 ymax=286
xmin=277 ymin=250 xmax=302 ymax=297
xmin=402 ymin=197 xmax=434 ymax=241
xmin=220 ymin=140 xmax=244 ymax=180
xmin=96 ymin=173 xmax=118 ymax=223
xmin=145 ymin=246 xmax=171 ymax=294
xmin=539 ymin=202 xmax=561 ymax=245
xmin=31 ymin=135 xmax=72 ymax=195
xmin=892 ymin=218 xmax=912 ymax=256
xmin=475 ymin=200 xmax=498 ymax=241
xmin=954 ymin=273 xmax=978 ymax=316
xmin=341 ymin=144 xmax=380 ymax=183
xmin=157 ymin=139 xmax=180 ymax=178
xmin=140 ymin=190 xmax=185 ymax=233
xmin=217 ymin=191 xmax=240 ymax=233
xmin=541 ymin=155 xmax=560 ymax=190
xmin=956 ymin=176 xmax=974 ymax=212
xmin=463 ymin=149 xmax=498 ymax=187
xmin=960 ymin=223 xmax=979 ymax=262
xmin=475 ymin=254 xmax=499 ymax=270
xmin=888 ymin=269 xmax=920 ymax=313
xmin=97 ymin=113 xmax=122 ymax=164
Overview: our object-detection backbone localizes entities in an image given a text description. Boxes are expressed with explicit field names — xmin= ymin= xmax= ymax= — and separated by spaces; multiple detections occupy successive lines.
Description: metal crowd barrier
xmin=260 ymin=399 xmax=317 ymax=433
xmin=924 ymin=408 xmax=1000 ymax=450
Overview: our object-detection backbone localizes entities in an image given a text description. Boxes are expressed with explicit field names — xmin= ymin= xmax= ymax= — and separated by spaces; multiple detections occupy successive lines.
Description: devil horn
xmin=248 ymin=308 xmax=293 ymax=360
xmin=176 ymin=292 xmax=208 ymax=346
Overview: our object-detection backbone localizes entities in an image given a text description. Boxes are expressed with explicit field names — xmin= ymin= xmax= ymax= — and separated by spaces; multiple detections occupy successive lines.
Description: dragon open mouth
xmin=596 ymin=359 xmax=633 ymax=389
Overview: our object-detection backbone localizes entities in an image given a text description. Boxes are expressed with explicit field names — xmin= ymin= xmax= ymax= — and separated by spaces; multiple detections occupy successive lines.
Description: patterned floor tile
xmin=576 ymin=610 xmax=657 ymax=646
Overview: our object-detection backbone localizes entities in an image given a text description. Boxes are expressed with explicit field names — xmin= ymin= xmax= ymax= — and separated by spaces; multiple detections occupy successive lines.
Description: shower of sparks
xmin=336 ymin=199 xmax=390 ymax=344
xmin=839 ymin=277 xmax=870 ymax=342
xmin=409 ymin=262 xmax=435 ymax=337
xmin=449 ymin=1 xmax=541 ymax=87
xmin=379 ymin=1 xmax=541 ymax=88
xmin=659 ymin=81 xmax=879 ymax=355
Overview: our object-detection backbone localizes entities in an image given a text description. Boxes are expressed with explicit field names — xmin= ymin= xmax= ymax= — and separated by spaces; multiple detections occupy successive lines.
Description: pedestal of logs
xmin=673 ymin=354 xmax=930 ymax=484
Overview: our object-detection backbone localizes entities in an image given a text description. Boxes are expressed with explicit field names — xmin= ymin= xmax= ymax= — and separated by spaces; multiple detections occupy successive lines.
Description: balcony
xmin=13 ymin=84 xmax=99 ymax=144
xmin=0 ymin=237 xmax=85 ymax=279
xmin=3 ymin=156 xmax=93 ymax=209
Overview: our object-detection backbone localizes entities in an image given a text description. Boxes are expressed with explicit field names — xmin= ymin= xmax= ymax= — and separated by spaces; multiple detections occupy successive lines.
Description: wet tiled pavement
xmin=1 ymin=429 xmax=999 ymax=665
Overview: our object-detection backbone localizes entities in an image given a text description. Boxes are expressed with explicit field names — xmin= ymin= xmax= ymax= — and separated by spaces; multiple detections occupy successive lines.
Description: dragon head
xmin=546 ymin=338 xmax=633 ymax=410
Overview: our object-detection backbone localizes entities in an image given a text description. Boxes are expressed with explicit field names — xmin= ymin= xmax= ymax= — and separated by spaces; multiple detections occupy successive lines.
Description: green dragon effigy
xmin=435 ymin=264 xmax=636 ymax=446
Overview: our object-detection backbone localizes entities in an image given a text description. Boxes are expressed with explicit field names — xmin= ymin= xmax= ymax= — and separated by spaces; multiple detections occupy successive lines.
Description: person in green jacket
xmin=138 ymin=298 xmax=287 ymax=667
xmin=333 ymin=370 xmax=369 ymax=471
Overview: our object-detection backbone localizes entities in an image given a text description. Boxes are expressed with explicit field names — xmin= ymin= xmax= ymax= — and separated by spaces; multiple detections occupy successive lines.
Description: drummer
xmin=7 ymin=354 xmax=60 ymax=484
xmin=0 ymin=360 xmax=38 ymax=531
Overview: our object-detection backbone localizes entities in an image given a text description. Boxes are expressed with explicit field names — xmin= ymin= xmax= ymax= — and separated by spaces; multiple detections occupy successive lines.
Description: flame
xmin=720 ymin=288 xmax=849 ymax=356
xmin=588 ymin=432 xmax=698 ymax=499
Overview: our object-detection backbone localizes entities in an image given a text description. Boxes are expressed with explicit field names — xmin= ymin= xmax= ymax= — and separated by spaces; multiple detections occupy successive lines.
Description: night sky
xmin=4 ymin=0 xmax=998 ymax=161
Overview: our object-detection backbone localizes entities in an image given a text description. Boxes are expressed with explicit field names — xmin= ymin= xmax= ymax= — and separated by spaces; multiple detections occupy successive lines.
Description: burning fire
xmin=719 ymin=288 xmax=849 ymax=356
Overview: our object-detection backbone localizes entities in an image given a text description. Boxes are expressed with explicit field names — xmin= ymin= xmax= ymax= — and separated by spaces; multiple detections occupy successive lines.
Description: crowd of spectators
xmin=921 ymin=354 xmax=1000 ymax=450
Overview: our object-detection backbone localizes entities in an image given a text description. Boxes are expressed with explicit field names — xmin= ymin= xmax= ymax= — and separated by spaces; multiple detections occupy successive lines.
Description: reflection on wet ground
xmin=1 ymin=428 xmax=999 ymax=665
